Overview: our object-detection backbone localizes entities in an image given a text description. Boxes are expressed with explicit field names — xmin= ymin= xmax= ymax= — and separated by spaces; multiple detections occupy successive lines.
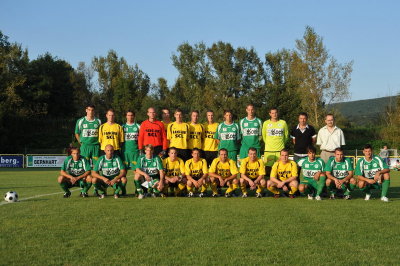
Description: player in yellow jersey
xmin=262 ymin=107 xmax=288 ymax=170
xmin=239 ymin=147 xmax=266 ymax=198
xmin=208 ymin=148 xmax=239 ymax=197
xmin=162 ymin=147 xmax=187 ymax=197
xmin=167 ymin=109 xmax=190 ymax=161
xmin=98 ymin=109 xmax=124 ymax=154
xmin=267 ymin=149 xmax=298 ymax=198
xmin=185 ymin=148 xmax=209 ymax=197
xmin=188 ymin=110 xmax=204 ymax=151
xmin=202 ymin=110 xmax=219 ymax=166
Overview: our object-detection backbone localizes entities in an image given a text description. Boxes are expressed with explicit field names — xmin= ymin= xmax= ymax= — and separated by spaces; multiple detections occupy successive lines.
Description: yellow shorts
xmin=263 ymin=151 xmax=280 ymax=167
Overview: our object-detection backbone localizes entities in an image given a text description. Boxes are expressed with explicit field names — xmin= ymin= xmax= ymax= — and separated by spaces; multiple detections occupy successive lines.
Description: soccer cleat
xmin=79 ymin=192 xmax=83 ymax=197
xmin=212 ymin=193 xmax=219 ymax=198
xmin=307 ymin=194 xmax=314 ymax=200
xmin=151 ymin=193 xmax=157 ymax=198
xmin=365 ymin=194 xmax=371 ymax=201
xmin=199 ymin=192 xmax=206 ymax=198
xmin=82 ymin=193 xmax=88 ymax=198
xmin=98 ymin=194 xmax=105 ymax=199
xmin=114 ymin=194 xmax=119 ymax=199
xmin=344 ymin=195 xmax=351 ymax=200
xmin=138 ymin=194 xmax=144 ymax=200
xmin=256 ymin=192 xmax=262 ymax=198
xmin=63 ymin=192 xmax=71 ymax=198
xmin=188 ymin=192 xmax=194 ymax=198
xmin=289 ymin=194 xmax=296 ymax=199
xmin=160 ymin=193 xmax=166 ymax=198
xmin=242 ymin=193 xmax=248 ymax=198
xmin=93 ymin=190 xmax=99 ymax=197
xmin=381 ymin=196 xmax=389 ymax=202
xmin=273 ymin=194 xmax=280 ymax=198
xmin=329 ymin=194 xmax=335 ymax=200
xmin=315 ymin=195 xmax=322 ymax=201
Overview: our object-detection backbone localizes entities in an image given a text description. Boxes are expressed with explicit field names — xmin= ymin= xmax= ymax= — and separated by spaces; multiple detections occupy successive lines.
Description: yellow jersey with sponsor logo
xmin=270 ymin=160 xmax=298 ymax=181
xmin=239 ymin=157 xmax=266 ymax=179
xmin=185 ymin=158 xmax=208 ymax=179
xmin=209 ymin=158 xmax=239 ymax=178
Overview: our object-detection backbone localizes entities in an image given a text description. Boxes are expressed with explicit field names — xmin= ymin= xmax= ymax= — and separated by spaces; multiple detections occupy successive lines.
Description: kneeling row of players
xmin=57 ymin=144 xmax=391 ymax=202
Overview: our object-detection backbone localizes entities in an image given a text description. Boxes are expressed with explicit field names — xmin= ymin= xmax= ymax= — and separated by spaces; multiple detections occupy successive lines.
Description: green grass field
xmin=1 ymin=169 xmax=400 ymax=265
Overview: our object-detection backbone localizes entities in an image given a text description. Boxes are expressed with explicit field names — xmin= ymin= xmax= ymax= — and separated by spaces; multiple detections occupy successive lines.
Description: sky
xmin=1 ymin=0 xmax=399 ymax=101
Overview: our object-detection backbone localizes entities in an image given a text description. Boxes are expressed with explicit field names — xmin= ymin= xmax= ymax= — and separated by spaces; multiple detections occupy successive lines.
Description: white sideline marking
xmin=1 ymin=174 xmax=135 ymax=206
xmin=0 ymin=188 xmax=81 ymax=206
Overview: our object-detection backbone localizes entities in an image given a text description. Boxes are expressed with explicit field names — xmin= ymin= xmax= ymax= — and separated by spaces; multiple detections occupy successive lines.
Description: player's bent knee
xmin=260 ymin=179 xmax=266 ymax=186
xmin=299 ymin=184 xmax=305 ymax=192
xmin=86 ymin=175 xmax=92 ymax=183
xmin=57 ymin=176 xmax=64 ymax=183
xmin=383 ymin=173 xmax=390 ymax=180
xmin=121 ymin=177 xmax=127 ymax=183
xmin=350 ymin=178 xmax=356 ymax=185
xmin=233 ymin=179 xmax=239 ymax=185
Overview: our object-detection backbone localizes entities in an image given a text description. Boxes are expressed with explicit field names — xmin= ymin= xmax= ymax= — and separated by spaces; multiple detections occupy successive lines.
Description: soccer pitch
xmin=1 ymin=169 xmax=400 ymax=265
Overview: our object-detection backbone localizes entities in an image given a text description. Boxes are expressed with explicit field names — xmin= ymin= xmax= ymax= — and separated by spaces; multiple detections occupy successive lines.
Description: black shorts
xmin=204 ymin=151 xmax=218 ymax=166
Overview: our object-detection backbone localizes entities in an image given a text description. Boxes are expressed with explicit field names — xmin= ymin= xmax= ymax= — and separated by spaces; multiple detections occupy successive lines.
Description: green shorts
xmin=80 ymin=143 xmax=100 ymax=162
xmin=365 ymin=182 xmax=381 ymax=190
xmin=227 ymin=150 xmax=239 ymax=162
xmin=239 ymin=145 xmax=261 ymax=160
xmin=263 ymin=151 xmax=280 ymax=167
xmin=300 ymin=177 xmax=318 ymax=189
xmin=122 ymin=150 xmax=140 ymax=169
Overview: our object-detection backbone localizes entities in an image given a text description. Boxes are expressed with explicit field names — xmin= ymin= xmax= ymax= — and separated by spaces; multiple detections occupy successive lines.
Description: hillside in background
xmin=329 ymin=96 xmax=397 ymax=126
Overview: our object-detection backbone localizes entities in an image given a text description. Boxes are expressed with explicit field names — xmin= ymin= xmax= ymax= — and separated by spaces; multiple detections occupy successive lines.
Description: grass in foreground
xmin=1 ymin=169 xmax=400 ymax=265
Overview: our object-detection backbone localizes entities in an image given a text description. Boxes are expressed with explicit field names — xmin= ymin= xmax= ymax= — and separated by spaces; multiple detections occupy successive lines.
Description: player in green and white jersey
xmin=58 ymin=147 xmax=92 ymax=198
xmin=325 ymin=148 xmax=356 ymax=200
xmin=91 ymin=144 xmax=127 ymax=199
xmin=355 ymin=144 xmax=390 ymax=202
xmin=215 ymin=110 xmax=241 ymax=162
xmin=74 ymin=105 xmax=101 ymax=163
xmin=134 ymin=144 xmax=165 ymax=199
xmin=121 ymin=110 xmax=140 ymax=170
xmin=297 ymin=146 xmax=326 ymax=200
xmin=239 ymin=104 xmax=262 ymax=160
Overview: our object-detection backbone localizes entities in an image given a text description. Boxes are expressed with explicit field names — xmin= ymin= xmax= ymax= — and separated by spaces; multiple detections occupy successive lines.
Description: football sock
xmin=381 ymin=179 xmax=390 ymax=197
xmin=187 ymin=185 xmax=194 ymax=193
xmin=200 ymin=182 xmax=208 ymax=193
xmin=256 ymin=184 xmax=264 ymax=193
xmin=83 ymin=182 xmax=91 ymax=193
xmin=211 ymin=181 xmax=218 ymax=194
xmin=134 ymin=180 xmax=143 ymax=195
xmin=226 ymin=184 xmax=233 ymax=194
xmin=112 ymin=183 xmax=121 ymax=195
xmin=240 ymin=184 xmax=247 ymax=194
xmin=267 ymin=186 xmax=280 ymax=195
xmin=289 ymin=186 xmax=298 ymax=195
xmin=60 ymin=182 xmax=69 ymax=193
xmin=326 ymin=184 xmax=334 ymax=195
xmin=316 ymin=177 xmax=326 ymax=196
xmin=94 ymin=183 xmax=105 ymax=195
xmin=121 ymin=181 xmax=127 ymax=195
xmin=361 ymin=185 xmax=371 ymax=195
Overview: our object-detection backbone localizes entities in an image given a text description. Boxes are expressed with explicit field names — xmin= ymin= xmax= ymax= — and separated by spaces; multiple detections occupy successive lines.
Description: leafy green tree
xmin=295 ymin=26 xmax=353 ymax=126
xmin=92 ymin=50 xmax=150 ymax=121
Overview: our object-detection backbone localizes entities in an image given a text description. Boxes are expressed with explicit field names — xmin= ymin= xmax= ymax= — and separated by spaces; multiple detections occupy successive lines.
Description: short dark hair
xmin=219 ymin=148 xmax=228 ymax=154
xmin=126 ymin=110 xmax=135 ymax=115
xmin=168 ymin=147 xmax=177 ymax=153
xmin=280 ymin=148 xmax=289 ymax=154
xmin=191 ymin=148 xmax=201 ymax=154
xmin=299 ymin=112 xmax=308 ymax=118
xmin=86 ymin=104 xmax=95 ymax=109
xmin=206 ymin=110 xmax=214 ymax=114
xmin=270 ymin=107 xmax=278 ymax=112
xmin=363 ymin=144 xmax=373 ymax=150
xmin=223 ymin=109 xmax=232 ymax=115
xmin=191 ymin=110 xmax=199 ymax=115
xmin=246 ymin=104 xmax=254 ymax=108
xmin=175 ymin=108 xmax=183 ymax=114
xmin=161 ymin=107 xmax=170 ymax=112
xmin=326 ymin=113 xmax=334 ymax=119
xmin=307 ymin=146 xmax=316 ymax=153
xmin=106 ymin=108 xmax=114 ymax=114
xmin=248 ymin=147 xmax=257 ymax=153
xmin=335 ymin=147 xmax=344 ymax=153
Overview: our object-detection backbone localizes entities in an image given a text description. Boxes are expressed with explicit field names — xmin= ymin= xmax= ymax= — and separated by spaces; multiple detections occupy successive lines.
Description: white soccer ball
xmin=4 ymin=191 xmax=19 ymax=202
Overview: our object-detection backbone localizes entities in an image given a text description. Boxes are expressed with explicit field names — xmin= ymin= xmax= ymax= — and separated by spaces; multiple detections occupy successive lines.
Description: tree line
xmin=0 ymin=26 xmax=368 ymax=153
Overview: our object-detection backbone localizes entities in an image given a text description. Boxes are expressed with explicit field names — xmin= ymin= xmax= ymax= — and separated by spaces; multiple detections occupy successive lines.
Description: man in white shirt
xmin=316 ymin=114 xmax=345 ymax=162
